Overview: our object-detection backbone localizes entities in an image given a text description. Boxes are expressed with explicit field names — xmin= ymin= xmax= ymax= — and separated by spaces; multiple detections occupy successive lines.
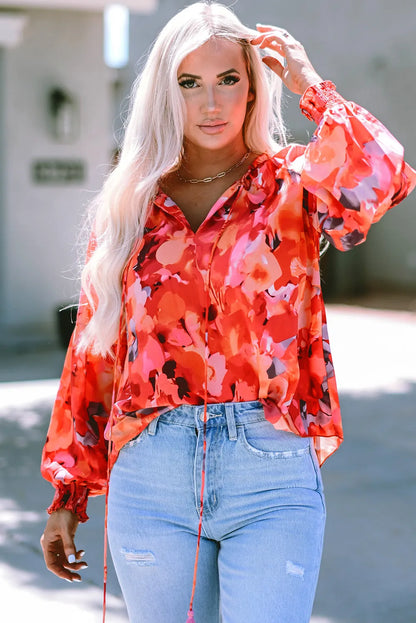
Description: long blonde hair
xmin=78 ymin=1 xmax=287 ymax=356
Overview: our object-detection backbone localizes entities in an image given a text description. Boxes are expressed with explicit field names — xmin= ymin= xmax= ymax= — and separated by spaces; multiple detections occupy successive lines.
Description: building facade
xmin=0 ymin=1 xmax=155 ymax=349
xmin=0 ymin=0 xmax=415 ymax=349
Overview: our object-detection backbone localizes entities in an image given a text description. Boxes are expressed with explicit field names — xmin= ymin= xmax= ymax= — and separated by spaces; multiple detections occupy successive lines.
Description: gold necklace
xmin=176 ymin=151 xmax=251 ymax=184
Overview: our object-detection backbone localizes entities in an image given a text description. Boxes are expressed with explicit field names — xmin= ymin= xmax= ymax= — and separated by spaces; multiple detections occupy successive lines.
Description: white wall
xmin=129 ymin=0 xmax=416 ymax=295
xmin=1 ymin=9 xmax=112 ymax=347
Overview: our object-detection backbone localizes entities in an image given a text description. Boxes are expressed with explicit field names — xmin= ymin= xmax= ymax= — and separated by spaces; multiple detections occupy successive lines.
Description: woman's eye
xmin=220 ymin=75 xmax=240 ymax=86
xmin=178 ymin=79 xmax=198 ymax=89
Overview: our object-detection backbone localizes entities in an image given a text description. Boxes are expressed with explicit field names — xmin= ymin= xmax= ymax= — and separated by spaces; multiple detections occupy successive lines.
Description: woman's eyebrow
xmin=178 ymin=72 xmax=201 ymax=80
xmin=217 ymin=68 xmax=240 ymax=78
xmin=177 ymin=68 xmax=241 ymax=80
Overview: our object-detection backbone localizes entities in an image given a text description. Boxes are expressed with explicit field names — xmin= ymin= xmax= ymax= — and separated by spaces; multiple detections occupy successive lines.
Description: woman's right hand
xmin=40 ymin=509 xmax=88 ymax=582
xmin=251 ymin=25 xmax=323 ymax=95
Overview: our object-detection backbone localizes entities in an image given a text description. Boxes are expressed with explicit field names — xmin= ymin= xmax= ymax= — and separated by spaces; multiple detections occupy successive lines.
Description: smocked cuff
xmin=47 ymin=482 xmax=89 ymax=523
xmin=300 ymin=81 xmax=344 ymax=124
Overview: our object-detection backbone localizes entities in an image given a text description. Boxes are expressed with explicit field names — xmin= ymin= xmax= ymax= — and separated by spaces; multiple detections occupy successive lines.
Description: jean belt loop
xmin=147 ymin=416 xmax=160 ymax=436
xmin=225 ymin=404 xmax=237 ymax=441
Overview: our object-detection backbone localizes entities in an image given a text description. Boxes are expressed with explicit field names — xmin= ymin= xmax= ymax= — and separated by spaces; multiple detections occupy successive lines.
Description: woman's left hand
xmin=251 ymin=25 xmax=323 ymax=95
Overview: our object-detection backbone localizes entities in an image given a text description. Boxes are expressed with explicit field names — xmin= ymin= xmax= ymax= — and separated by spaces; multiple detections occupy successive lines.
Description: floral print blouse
xmin=41 ymin=82 xmax=416 ymax=521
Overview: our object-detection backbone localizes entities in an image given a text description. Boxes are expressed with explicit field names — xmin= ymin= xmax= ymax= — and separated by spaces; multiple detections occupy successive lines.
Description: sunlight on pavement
xmin=0 ymin=562 xmax=127 ymax=623
xmin=0 ymin=379 xmax=59 ymax=410
xmin=326 ymin=306 xmax=416 ymax=395
xmin=1 ymin=304 xmax=414 ymax=623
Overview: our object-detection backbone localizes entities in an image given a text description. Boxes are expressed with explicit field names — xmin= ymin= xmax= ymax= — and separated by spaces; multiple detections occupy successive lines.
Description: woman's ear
xmin=247 ymin=90 xmax=255 ymax=103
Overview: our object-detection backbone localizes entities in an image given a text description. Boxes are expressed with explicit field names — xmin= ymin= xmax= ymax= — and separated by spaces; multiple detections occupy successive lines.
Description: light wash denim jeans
xmin=108 ymin=401 xmax=326 ymax=623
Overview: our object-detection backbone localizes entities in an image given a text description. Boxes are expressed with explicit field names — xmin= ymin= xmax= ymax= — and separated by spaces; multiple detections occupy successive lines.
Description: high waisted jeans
xmin=107 ymin=401 xmax=326 ymax=623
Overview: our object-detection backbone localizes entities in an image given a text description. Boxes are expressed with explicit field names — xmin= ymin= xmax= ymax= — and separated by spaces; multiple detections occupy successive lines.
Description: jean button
xmin=199 ymin=411 xmax=209 ymax=422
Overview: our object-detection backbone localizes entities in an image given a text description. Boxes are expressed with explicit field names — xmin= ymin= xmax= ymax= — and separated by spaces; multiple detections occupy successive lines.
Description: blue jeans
xmin=108 ymin=401 xmax=326 ymax=623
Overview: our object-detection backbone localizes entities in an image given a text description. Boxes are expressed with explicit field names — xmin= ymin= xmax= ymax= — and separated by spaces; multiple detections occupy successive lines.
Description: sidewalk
xmin=1 ymin=302 xmax=415 ymax=623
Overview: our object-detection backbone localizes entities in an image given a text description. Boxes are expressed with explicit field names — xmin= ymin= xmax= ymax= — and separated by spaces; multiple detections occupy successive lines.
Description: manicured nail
xmin=65 ymin=578 xmax=73 ymax=583
xmin=68 ymin=554 xmax=76 ymax=564
xmin=73 ymin=578 xmax=82 ymax=582
xmin=78 ymin=551 xmax=85 ymax=558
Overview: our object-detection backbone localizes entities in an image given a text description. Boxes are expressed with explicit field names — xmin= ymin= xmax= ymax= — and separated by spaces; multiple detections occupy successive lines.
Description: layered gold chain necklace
xmin=176 ymin=151 xmax=251 ymax=184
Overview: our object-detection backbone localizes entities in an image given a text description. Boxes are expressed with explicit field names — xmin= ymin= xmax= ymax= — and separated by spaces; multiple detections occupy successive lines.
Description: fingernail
xmin=65 ymin=578 xmax=73 ymax=583
xmin=78 ymin=551 xmax=85 ymax=558
xmin=80 ymin=563 xmax=88 ymax=569
xmin=73 ymin=578 xmax=82 ymax=583
xmin=68 ymin=554 xmax=76 ymax=564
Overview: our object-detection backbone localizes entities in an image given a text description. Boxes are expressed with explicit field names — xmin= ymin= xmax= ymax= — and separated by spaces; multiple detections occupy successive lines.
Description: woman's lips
xmin=198 ymin=122 xmax=228 ymax=134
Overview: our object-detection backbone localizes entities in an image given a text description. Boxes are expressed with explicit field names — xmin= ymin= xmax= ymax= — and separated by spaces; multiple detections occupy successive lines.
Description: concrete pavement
xmin=0 ymin=303 xmax=415 ymax=623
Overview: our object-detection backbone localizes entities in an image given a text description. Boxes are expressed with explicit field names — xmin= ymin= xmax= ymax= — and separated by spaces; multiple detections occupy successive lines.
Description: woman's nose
xmin=202 ymin=85 xmax=220 ymax=113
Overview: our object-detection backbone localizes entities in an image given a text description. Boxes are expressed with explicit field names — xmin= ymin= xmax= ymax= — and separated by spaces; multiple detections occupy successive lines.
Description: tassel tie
xmin=101 ymin=193 xmax=239 ymax=623
xmin=185 ymin=193 xmax=238 ymax=622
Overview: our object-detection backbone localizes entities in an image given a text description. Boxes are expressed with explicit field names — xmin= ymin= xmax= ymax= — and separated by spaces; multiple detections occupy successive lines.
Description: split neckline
xmin=154 ymin=152 xmax=269 ymax=234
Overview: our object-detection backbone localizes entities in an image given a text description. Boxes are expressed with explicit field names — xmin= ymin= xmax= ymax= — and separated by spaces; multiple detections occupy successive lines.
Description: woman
xmin=40 ymin=3 xmax=415 ymax=623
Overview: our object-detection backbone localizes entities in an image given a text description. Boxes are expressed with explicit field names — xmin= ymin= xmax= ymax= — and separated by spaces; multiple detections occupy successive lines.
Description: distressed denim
xmin=108 ymin=401 xmax=326 ymax=623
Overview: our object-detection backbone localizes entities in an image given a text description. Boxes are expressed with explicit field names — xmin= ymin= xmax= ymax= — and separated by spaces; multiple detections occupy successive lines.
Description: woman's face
xmin=177 ymin=38 xmax=254 ymax=154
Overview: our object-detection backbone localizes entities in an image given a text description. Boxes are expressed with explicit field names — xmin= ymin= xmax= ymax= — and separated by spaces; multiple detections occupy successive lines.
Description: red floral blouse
xmin=41 ymin=82 xmax=416 ymax=521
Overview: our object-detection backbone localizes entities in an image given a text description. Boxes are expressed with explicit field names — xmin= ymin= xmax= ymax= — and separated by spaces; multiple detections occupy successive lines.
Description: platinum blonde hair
xmin=78 ymin=1 xmax=287 ymax=356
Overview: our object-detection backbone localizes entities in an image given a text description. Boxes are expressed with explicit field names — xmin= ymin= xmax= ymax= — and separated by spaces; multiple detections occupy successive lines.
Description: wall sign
xmin=32 ymin=159 xmax=86 ymax=184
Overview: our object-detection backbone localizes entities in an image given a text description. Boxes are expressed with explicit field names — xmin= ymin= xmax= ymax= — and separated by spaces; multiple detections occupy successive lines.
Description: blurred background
xmin=0 ymin=1 xmax=415 ymax=622
xmin=0 ymin=0 xmax=415 ymax=351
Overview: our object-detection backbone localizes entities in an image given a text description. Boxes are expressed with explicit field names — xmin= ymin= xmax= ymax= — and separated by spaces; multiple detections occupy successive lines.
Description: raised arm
xmin=251 ymin=26 xmax=416 ymax=249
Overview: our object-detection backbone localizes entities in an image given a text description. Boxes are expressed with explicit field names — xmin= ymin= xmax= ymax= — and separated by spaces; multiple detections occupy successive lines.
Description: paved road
xmin=0 ymin=303 xmax=415 ymax=623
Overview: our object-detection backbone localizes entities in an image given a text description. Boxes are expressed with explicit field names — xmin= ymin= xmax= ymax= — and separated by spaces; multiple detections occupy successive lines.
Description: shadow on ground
xmin=314 ymin=385 xmax=416 ymax=623
xmin=0 ymin=380 xmax=415 ymax=622
xmin=0 ymin=394 xmax=127 ymax=621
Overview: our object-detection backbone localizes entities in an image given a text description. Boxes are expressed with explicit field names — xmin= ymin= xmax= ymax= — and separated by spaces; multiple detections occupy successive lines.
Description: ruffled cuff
xmin=47 ymin=482 xmax=89 ymax=523
xmin=300 ymin=81 xmax=345 ymax=124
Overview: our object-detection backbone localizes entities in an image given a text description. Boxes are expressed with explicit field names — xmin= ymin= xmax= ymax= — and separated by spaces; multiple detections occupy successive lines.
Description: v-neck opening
xmin=154 ymin=152 xmax=269 ymax=235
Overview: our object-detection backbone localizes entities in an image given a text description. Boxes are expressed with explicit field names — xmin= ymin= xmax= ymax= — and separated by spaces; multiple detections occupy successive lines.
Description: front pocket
xmin=240 ymin=421 xmax=311 ymax=459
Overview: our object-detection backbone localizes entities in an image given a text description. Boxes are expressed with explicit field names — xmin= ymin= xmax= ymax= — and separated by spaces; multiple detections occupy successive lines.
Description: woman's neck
xmin=179 ymin=141 xmax=249 ymax=180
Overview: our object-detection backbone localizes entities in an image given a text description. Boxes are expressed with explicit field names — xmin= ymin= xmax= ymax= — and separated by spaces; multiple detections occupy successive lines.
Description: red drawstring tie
xmin=185 ymin=196 xmax=237 ymax=623
xmin=102 ymin=196 xmax=237 ymax=623
xmin=186 ymin=380 xmax=208 ymax=621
